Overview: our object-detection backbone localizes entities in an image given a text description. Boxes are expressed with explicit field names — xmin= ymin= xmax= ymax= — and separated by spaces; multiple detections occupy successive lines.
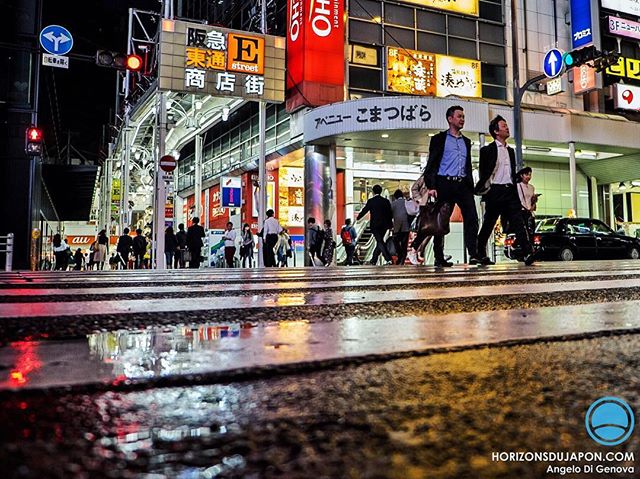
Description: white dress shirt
xmin=223 ymin=229 xmax=237 ymax=247
xmin=491 ymin=140 xmax=513 ymax=185
xmin=263 ymin=217 xmax=282 ymax=235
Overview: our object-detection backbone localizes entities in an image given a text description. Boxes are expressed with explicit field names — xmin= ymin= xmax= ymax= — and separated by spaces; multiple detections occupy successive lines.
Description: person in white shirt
xmin=261 ymin=209 xmax=282 ymax=267
xmin=517 ymin=167 xmax=539 ymax=237
xmin=222 ymin=221 xmax=237 ymax=268
xmin=475 ymin=115 xmax=534 ymax=266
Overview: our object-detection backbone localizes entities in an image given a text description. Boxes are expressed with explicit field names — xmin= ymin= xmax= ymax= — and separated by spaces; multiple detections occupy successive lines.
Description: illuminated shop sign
xmin=569 ymin=0 xmax=598 ymax=49
xmin=613 ymin=83 xmax=640 ymax=112
xmin=159 ymin=20 xmax=285 ymax=102
xmin=607 ymin=16 xmax=640 ymax=42
xmin=278 ymin=167 xmax=304 ymax=226
xmin=403 ymin=0 xmax=478 ymax=16
xmin=606 ymin=56 xmax=640 ymax=82
xmin=572 ymin=65 xmax=597 ymax=94
xmin=387 ymin=48 xmax=481 ymax=99
xmin=601 ymin=0 xmax=640 ymax=17
xmin=286 ymin=0 xmax=345 ymax=112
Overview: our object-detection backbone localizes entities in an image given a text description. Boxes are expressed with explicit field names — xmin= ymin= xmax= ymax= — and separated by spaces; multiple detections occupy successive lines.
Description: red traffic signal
xmin=125 ymin=54 xmax=143 ymax=72
xmin=25 ymin=126 xmax=43 ymax=156
xmin=96 ymin=50 xmax=144 ymax=71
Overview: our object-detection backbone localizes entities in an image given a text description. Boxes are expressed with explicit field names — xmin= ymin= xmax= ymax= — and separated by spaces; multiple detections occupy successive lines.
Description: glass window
xmin=385 ymin=26 xmax=415 ymax=49
xmin=416 ymin=10 xmax=445 ymax=33
xmin=448 ymin=38 xmax=476 ymax=59
xmin=349 ymin=0 xmax=381 ymax=20
xmin=480 ymin=43 xmax=505 ymax=64
xmin=536 ymin=218 xmax=561 ymax=232
xmin=481 ymin=64 xmax=506 ymax=86
xmin=266 ymin=106 xmax=276 ymax=128
xmin=417 ymin=32 xmax=447 ymax=54
xmin=448 ymin=16 xmax=476 ymax=40
xmin=349 ymin=19 xmax=382 ymax=44
xmin=481 ymin=84 xmax=506 ymax=100
xmin=349 ymin=66 xmax=382 ymax=90
xmin=479 ymin=23 xmax=504 ymax=44
xmin=479 ymin=2 xmax=503 ymax=23
xmin=567 ymin=220 xmax=592 ymax=234
xmin=384 ymin=4 xmax=414 ymax=28
xmin=591 ymin=221 xmax=612 ymax=234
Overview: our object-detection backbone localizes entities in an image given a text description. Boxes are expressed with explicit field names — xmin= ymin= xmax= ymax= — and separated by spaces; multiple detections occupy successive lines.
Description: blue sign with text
xmin=39 ymin=25 xmax=74 ymax=56
xmin=570 ymin=0 xmax=593 ymax=49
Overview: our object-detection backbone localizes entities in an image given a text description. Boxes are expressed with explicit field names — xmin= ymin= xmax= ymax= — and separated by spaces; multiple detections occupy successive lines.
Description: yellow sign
xmin=606 ymin=56 xmax=640 ymax=81
xmin=351 ymin=44 xmax=378 ymax=66
xmin=387 ymin=48 xmax=481 ymax=98
xmin=111 ymin=178 xmax=121 ymax=202
xmin=403 ymin=0 xmax=478 ymax=16
xmin=387 ymin=48 xmax=436 ymax=95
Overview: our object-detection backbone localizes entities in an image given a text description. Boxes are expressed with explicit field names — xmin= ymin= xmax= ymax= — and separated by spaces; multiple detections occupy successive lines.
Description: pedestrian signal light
xmin=125 ymin=54 xmax=143 ymax=72
xmin=25 ymin=126 xmax=43 ymax=156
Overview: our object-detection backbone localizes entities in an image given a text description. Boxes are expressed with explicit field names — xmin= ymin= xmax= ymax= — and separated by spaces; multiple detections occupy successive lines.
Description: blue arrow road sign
xmin=39 ymin=25 xmax=74 ymax=56
xmin=543 ymin=48 xmax=564 ymax=79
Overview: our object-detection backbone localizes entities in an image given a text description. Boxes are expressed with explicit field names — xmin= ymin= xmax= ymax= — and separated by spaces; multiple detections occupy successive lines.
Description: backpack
xmin=340 ymin=227 xmax=353 ymax=246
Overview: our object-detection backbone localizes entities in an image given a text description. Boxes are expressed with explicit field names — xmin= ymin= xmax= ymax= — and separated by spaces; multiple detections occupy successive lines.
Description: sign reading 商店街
xmin=158 ymin=19 xmax=285 ymax=103
xmin=403 ymin=0 xmax=478 ymax=16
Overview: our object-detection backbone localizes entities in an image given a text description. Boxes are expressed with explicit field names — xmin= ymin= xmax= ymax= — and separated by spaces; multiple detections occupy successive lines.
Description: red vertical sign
xmin=286 ymin=0 xmax=345 ymax=112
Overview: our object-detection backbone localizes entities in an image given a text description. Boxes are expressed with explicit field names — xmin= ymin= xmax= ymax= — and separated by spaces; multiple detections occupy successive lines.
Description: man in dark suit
xmin=423 ymin=105 xmax=479 ymax=267
xmin=357 ymin=184 xmax=393 ymax=265
xmin=186 ymin=217 xmax=206 ymax=269
xmin=475 ymin=115 xmax=534 ymax=265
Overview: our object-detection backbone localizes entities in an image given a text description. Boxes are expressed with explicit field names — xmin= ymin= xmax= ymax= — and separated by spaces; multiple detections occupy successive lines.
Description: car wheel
xmin=559 ymin=247 xmax=574 ymax=261
xmin=629 ymin=247 xmax=640 ymax=260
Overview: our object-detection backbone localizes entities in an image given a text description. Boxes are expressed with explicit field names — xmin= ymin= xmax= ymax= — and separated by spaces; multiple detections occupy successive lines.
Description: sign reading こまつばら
xmin=159 ymin=20 xmax=284 ymax=102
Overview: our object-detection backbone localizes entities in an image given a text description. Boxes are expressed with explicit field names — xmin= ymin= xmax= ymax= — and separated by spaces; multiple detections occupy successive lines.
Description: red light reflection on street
xmin=8 ymin=341 xmax=42 ymax=387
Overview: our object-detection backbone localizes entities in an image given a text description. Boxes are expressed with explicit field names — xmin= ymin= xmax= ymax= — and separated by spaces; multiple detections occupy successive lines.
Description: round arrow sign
xmin=159 ymin=155 xmax=177 ymax=172
xmin=543 ymin=48 xmax=564 ymax=79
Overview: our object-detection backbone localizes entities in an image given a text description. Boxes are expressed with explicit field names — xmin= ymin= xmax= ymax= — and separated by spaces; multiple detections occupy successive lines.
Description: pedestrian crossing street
xmin=1 ymin=260 xmax=640 ymax=392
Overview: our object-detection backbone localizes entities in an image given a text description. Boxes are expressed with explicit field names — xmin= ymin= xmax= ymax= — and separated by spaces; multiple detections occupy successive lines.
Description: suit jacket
xmin=423 ymin=130 xmax=474 ymax=190
xmin=357 ymin=195 xmax=393 ymax=230
xmin=391 ymin=198 xmax=411 ymax=233
xmin=474 ymin=141 xmax=518 ymax=195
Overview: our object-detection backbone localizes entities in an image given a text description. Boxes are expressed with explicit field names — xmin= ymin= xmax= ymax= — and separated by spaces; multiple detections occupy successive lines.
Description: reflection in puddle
xmin=87 ymin=324 xmax=255 ymax=380
xmin=3 ymin=341 xmax=42 ymax=388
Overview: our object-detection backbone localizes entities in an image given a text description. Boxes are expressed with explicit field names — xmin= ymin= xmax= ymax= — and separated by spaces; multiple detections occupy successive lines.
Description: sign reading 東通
xmin=613 ymin=83 xmax=640 ymax=112
xmin=601 ymin=0 xmax=640 ymax=17
xmin=387 ymin=48 xmax=481 ymax=99
xmin=402 ymin=0 xmax=478 ymax=16
xmin=159 ymin=20 xmax=285 ymax=102
xmin=606 ymin=56 xmax=640 ymax=82
xmin=607 ymin=16 xmax=640 ymax=42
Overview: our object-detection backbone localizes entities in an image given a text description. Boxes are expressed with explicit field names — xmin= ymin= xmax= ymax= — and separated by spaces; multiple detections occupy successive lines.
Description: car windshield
xmin=535 ymin=218 xmax=560 ymax=232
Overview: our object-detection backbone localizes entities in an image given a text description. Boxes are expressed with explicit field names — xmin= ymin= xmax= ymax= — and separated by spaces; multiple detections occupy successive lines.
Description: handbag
xmin=418 ymin=199 xmax=452 ymax=236
xmin=385 ymin=236 xmax=397 ymax=257
xmin=183 ymin=250 xmax=191 ymax=262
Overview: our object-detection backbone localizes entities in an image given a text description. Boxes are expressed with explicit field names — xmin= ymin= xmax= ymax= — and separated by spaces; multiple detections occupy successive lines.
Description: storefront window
xmin=384 ymin=4 xmax=414 ymax=28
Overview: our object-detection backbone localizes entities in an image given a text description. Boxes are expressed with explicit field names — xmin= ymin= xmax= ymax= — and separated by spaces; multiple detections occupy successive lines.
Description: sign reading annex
xmin=159 ymin=19 xmax=285 ymax=102
xmin=387 ymin=47 xmax=482 ymax=99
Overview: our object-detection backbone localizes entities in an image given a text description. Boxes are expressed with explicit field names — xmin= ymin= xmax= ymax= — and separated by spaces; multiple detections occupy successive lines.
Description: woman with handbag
xmin=240 ymin=223 xmax=255 ymax=268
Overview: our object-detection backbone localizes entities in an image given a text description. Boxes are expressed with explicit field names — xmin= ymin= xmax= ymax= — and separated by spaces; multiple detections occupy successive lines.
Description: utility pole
xmin=257 ymin=0 xmax=268 ymax=267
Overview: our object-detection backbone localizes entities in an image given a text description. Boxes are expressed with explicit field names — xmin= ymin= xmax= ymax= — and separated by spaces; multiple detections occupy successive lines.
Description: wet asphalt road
xmin=1 ymin=262 xmax=639 ymax=478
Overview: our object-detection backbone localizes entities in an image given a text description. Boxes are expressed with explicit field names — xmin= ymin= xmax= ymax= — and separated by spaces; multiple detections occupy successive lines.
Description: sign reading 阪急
xmin=159 ymin=20 xmax=284 ymax=102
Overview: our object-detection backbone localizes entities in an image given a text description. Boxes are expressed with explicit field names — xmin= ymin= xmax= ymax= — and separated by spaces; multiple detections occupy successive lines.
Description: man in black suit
xmin=423 ymin=105 xmax=479 ymax=267
xmin=475 ymin=115 xmax=534 ymax=265
xmin=357 ymin=184 xmax=393 ymax=265
xmin=186 ymin=217 xmax=206 ymax=269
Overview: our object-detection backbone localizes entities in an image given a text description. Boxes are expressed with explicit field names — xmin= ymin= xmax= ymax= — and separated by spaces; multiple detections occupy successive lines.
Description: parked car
xmin=504 ymin=217 xmax=640 ymax=261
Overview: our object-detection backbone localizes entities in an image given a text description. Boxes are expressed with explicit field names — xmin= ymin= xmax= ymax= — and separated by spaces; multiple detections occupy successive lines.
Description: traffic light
xmin=25 ymin=126 xmax=43 ymax=157
xmin=95 ymin=50 xmax=143 ymax=71
xmin=562 ymin=45 xmax=599 ymax=69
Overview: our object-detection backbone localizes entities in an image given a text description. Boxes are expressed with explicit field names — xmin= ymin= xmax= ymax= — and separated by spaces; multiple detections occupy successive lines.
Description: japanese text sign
xmin=159 ymin=20 xmax=284 ymax=102
xmin=387 ymin=48 xmax=481 ymax=99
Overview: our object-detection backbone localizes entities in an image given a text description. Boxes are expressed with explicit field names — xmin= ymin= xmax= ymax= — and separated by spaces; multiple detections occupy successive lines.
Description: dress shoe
xmin=479 ymin=256 xmax=495 ymax=265
xmin=434 ymin=259 xmax=453 ymax=267
xmin=469 ymin=256 xmax=480 ymax=265
xmin=524 ymin=252 xmax=536 ymax=266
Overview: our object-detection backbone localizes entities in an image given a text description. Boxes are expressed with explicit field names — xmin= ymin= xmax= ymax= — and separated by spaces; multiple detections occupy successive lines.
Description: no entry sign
xmin=160 ymin=155 xmax=177 ymax=172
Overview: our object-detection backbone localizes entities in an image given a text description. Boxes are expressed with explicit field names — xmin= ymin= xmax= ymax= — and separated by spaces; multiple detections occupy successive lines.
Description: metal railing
xmin=0 ymin=233 xmax=14 ymax=271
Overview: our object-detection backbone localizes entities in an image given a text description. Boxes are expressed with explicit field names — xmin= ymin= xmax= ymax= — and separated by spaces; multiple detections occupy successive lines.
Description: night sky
xmin=40 ymin=0 xmax=159 ymax=164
